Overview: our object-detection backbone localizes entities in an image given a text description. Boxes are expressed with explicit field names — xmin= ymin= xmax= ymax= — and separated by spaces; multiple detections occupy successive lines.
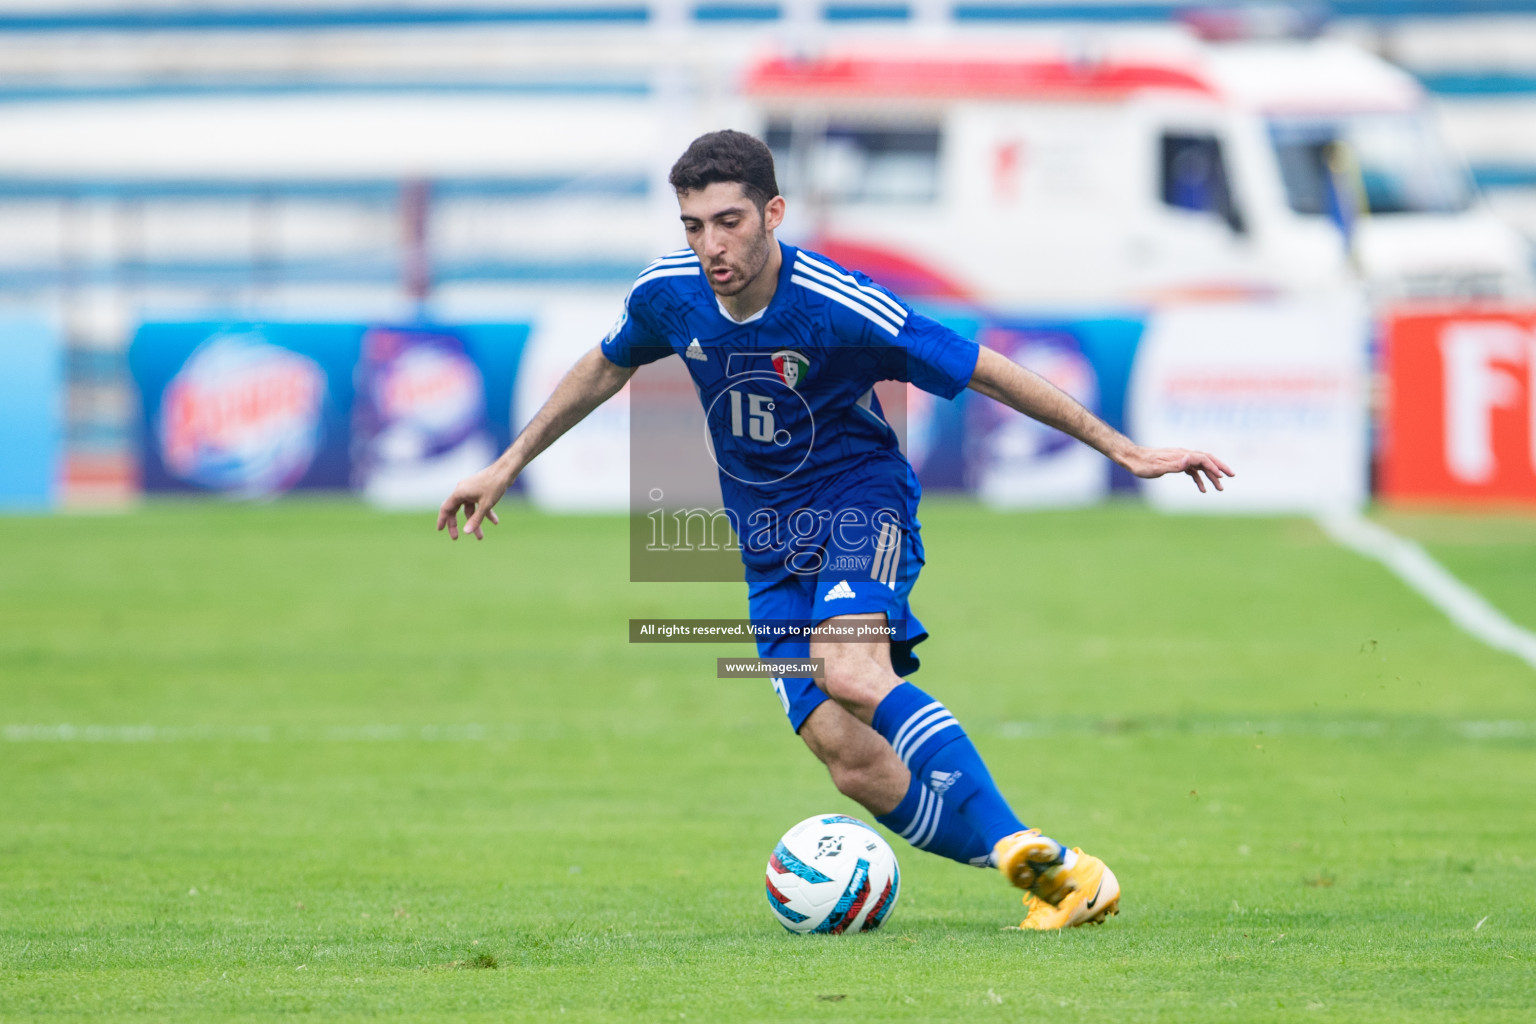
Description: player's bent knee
xmin=827 ymin=761 xmax=873 ymax=802
xmin=826 ymin=757 xmax=887 ymax=806
xmin=819 ymin=653 xmax=898 ymax=714
xmin=818 ymin=661 xmax=869 ymax=707
xmin=798 ymin=700 xmax=908 ymax=816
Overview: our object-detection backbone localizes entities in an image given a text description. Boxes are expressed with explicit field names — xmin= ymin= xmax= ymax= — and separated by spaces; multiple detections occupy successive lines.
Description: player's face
xmin=677 ymin=182 xmax=785 ymax=297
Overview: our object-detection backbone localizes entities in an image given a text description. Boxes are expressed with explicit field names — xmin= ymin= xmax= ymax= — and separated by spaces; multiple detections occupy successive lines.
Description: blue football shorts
xmin=747 ymin=509 xmax=929 ymax=733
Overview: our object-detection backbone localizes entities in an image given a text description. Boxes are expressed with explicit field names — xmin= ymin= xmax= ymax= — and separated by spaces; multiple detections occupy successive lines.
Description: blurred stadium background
xmin=0 ymin=0 xmax=1535 ymax=512
xmin=3 ymin=4 xmax=1536 ymax=1020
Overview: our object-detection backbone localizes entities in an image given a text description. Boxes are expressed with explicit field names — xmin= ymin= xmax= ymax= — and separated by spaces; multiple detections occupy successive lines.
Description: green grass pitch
xmin=2 ymin=499 xmax=1533 ymax=1022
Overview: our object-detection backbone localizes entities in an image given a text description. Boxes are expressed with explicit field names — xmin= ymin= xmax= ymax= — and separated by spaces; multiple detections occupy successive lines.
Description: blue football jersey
xmin=601 ymin=242 xmax=979 ymax=575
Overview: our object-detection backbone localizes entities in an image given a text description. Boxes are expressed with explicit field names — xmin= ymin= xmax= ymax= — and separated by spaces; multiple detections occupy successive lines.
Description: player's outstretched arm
xmin=437 ymin=346 xmax=636 ymax=539
xmin=967 ymin=346 xmax=1234 ymax=493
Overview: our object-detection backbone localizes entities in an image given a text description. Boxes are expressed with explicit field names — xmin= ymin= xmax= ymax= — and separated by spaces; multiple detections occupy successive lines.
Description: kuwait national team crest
xmin=772 ymin=349 xmax=810 ymax=389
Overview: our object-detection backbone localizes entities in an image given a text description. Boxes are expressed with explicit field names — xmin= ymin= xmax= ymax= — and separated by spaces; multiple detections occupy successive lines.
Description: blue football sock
xmin=877 ymin=771 xmax=992 ymax=867
xmin=872 ymin=682 xmax=1032 ymax=851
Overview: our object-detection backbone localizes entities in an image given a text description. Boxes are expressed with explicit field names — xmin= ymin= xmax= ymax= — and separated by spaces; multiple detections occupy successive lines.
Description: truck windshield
xmin=1268 ymin=112 xmax=1473 ymax=216
xmin=765 ymin=121 xmax=941 ymax=203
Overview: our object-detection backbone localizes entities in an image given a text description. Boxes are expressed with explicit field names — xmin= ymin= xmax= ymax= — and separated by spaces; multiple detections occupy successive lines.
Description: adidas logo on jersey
xmin=685 ymin=338 xmax=707 ymax=361
xmin=928 ymin=770 xmax=962 ymax=794
xmin=823 ymin=580 xmax=856 ymax=602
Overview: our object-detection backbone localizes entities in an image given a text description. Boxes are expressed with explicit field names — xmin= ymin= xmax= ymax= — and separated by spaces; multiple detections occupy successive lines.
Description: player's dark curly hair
xmin=668 ymin=130 xmax=780 ymax=212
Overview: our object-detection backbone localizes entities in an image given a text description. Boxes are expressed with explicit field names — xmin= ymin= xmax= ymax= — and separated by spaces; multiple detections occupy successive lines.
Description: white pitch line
xmin=6 ymin=717 xmax=1534 ymax=742
xmin=1317 ymin=510 xmax=1536 ymax=672
xmin=0 ymin=723 xmax=497 ymax=743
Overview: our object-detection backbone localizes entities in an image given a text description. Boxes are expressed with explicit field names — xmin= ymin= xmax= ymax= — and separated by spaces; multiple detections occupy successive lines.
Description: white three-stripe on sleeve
xmin=631 ymin=266 xmax=699 ymax=293
xmin=790 ymin=273 xmax=901 ymax=336
xmin=795 ymin=253 xmax=908 ymax=323
xmin=630 ymin=250 xmax=701 ymax=294
xmin=643 ymin=250 xmax=700 ymax=271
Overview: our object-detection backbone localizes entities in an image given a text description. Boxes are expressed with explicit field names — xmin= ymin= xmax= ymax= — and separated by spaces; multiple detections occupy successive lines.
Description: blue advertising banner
xmin=0 ymin=313 xmax=62 ymax=511
xmin=976 ymin=316 xmax=1145 ymax=498
xmin=910 ymin=309 xmax=1143 ymax=498
xmin=351 ymin=323 xmax=527 ymax=506
xmin=130 ymin=322 xmax=361 ymax=495
xmin=129 ymin=321 xmax=526 ymax=499
xmin=967 ymin=321 xmax=1108 ymax=506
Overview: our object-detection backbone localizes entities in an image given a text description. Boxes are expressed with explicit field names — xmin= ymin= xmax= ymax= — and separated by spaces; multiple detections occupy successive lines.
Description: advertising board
xmin=353 ymin=324 xmax=527 ymax=508
xmin=1381 ymin=308 xmax=1536 ymax=506
xmin=0 ymin=313 xmax=61 ymax=511
xmin=130 ymin=321 xmax=524 ymax=501
xmin=957 ymin=315 xmax=1143 ymax=507
xmin=1129 ymin=298 xmax=1370 ymax=513
xmin=513 ymin=298 xmax=633 ymax=512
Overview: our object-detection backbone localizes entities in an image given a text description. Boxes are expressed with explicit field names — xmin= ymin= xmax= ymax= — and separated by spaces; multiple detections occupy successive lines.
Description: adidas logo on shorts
xmin=823 ymin=580 xmax=856 ymax=602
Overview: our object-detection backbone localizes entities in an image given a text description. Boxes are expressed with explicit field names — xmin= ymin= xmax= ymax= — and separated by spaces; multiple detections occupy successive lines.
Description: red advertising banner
xmin=1381 ymin=308 xmax=1536 ymax=506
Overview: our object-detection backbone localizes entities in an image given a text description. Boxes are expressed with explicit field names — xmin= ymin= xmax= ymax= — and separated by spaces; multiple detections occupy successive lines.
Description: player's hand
xmin=436 ymin=464 xmax=511 ymax=540
xmin=1119 ymin=445 xmax=1234 ymax=494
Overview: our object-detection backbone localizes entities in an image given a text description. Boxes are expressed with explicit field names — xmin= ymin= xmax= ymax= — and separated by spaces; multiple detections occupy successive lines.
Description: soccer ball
xmin=764 ymin=814 xmax=899 ymax=934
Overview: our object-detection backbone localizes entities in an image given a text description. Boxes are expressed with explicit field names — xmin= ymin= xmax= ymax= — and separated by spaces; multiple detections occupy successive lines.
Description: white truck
xmin=743 ymin=28 xmax=1533 ymax=308
xmin=1 ymin=25 xmax=1522 ymax=315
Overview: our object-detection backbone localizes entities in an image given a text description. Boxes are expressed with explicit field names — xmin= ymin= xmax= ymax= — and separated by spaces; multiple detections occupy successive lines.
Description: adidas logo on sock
xmin=685 ymin=338 xmax=707 ymax=361
xmin=823 ymin=580 xmax=856 ymax=601
xmin=928 ymin=769 xmax=962 ymax=794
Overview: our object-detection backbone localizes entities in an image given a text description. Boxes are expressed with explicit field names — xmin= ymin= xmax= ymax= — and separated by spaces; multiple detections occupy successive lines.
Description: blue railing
xmin=0 ymin=256 xmax=643 ymax=291
xmin=1 ymin=2 xmax=1536 ymax=33
xmin=0 ymin=175 xmax=650 ymax=202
